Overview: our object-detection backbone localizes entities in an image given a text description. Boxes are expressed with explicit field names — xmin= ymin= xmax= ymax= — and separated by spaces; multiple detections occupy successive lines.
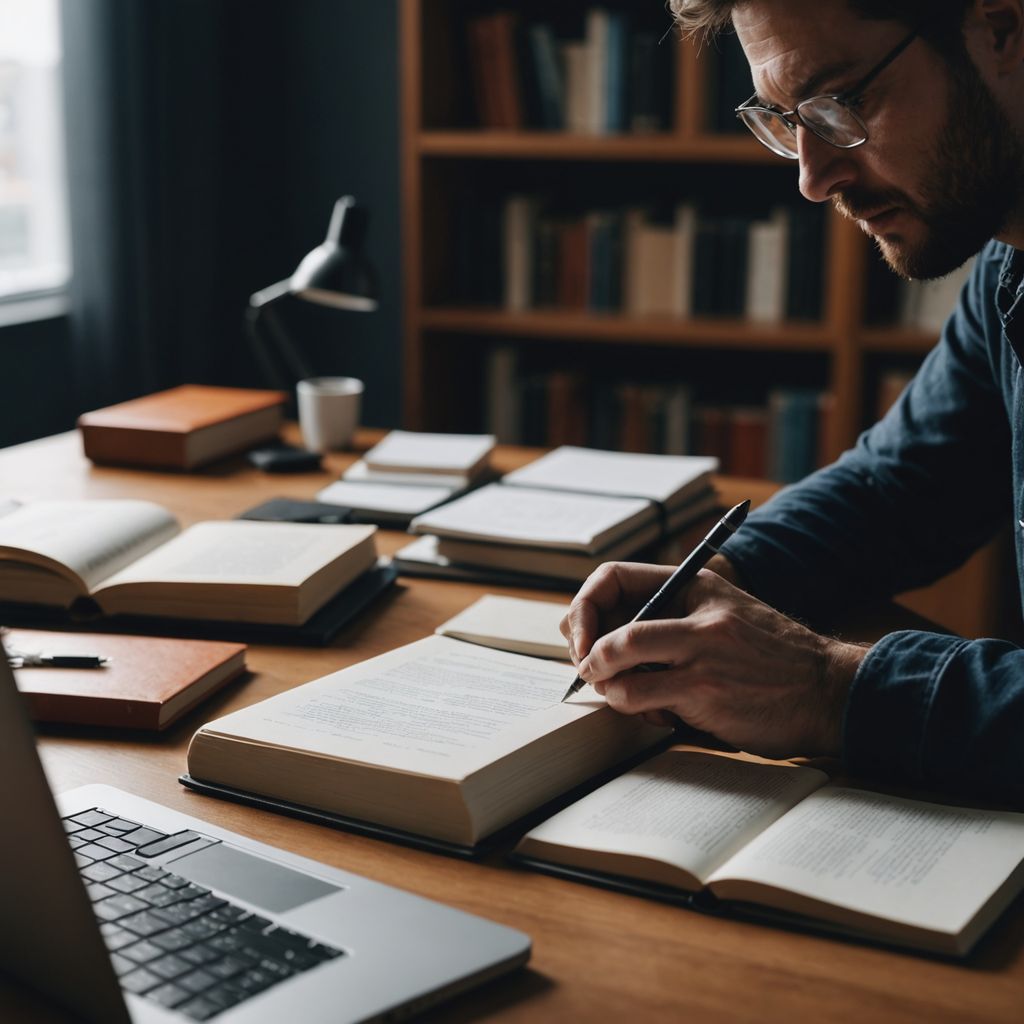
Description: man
xmin=562 ymin=0 xmax=1024 ymax=795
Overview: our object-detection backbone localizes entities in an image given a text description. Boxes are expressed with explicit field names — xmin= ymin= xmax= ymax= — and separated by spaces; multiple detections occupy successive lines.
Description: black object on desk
xmin=239 ymin=498 xmax=354 ymax=524
xmin=247 ymin=443 xmax=323 ymax=473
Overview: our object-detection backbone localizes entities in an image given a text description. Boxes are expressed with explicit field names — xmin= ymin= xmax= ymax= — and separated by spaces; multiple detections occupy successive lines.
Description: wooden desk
xmin=2 ymin=430 xmax=1023 ymax=1024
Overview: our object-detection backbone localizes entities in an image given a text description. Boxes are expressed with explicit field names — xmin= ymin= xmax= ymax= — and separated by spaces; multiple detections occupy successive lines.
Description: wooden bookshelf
xmin=397 ymin=0 xmax=1013 ymax=641
xmin=398 ymin=0 xmax=936 ymax=462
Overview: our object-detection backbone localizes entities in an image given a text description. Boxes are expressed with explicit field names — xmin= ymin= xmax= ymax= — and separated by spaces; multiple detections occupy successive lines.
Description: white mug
xmin=297 ymin=377 xmax=364 ymax=452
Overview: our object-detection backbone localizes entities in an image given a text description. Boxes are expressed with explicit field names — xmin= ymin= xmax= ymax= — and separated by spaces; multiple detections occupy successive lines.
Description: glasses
xmin=735 ymin=28 xmax=920 ymax=159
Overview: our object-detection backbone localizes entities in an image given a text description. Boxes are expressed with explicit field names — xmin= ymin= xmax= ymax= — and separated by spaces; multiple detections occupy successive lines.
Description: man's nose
xmin=796 ymin=126 xmax=859 ymax=203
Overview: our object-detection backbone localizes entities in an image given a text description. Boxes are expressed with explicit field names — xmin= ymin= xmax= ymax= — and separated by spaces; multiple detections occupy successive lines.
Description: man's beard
xmin=833 ymin=57 xmax=1023 ymax=280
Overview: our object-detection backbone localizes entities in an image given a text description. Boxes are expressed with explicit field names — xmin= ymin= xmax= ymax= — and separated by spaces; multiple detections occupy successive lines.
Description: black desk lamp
xmin=246 ymin=196 xmax=379 ymax=389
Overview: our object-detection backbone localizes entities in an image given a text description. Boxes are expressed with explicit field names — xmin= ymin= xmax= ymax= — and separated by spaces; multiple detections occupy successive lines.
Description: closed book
xmin=9 ymin=629 xmax=246 ymax=730
xmin=503 ymin=195 xmax=535 ymax=311
xmin=78 ymin=385 xmax=287 ymax=470
xmin=627 ymin=27 xmax=671 ymax=133
xmin=557 ymin=217 xmax=590 ymax=309
xmin=727 ymin=406 xmax=769 ymax=478
xmin=490 ymin=11 xmax=525 ymax=129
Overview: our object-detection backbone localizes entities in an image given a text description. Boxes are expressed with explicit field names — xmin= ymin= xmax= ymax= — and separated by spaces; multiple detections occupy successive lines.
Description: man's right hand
xmin=560 ymin=560 xmax=867 ymax=760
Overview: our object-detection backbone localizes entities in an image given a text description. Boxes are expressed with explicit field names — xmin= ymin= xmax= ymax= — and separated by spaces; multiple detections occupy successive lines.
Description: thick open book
xmin=513 ymin=749 xmax=1024 ymax=956
xmin=0 ymin=500 xmax=378 ymax=626
xmin=184 ymin=635 xmax=671 ymax=851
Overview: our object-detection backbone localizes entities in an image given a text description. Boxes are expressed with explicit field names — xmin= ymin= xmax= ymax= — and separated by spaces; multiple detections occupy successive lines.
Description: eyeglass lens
xmin=739 ymin=97 xmax=866 ymax=158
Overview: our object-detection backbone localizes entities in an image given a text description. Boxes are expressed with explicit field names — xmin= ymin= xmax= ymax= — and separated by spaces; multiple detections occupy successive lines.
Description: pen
xmin=560 ymin=498 xmax=750 ymax=703
xmin=7 ymin=653 xmax=111 ymax=669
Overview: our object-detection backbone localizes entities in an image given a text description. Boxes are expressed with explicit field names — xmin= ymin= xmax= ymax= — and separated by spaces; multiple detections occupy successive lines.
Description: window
xmin=0 ymin=0 xmax=69 ymax=300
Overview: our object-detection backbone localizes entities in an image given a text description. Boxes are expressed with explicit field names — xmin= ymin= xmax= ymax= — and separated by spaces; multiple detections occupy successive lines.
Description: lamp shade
xmin=289 ymin=196 xmax=379 ymax=311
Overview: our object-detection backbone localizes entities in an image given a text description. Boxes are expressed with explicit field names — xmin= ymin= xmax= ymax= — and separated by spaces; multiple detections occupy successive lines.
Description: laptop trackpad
xmin=170 ymin=843 xmax=341 ymax=914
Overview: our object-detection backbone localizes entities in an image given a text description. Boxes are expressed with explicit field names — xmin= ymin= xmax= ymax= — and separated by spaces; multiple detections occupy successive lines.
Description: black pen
xmin=560 ymin=499 xmax=750 ymax=703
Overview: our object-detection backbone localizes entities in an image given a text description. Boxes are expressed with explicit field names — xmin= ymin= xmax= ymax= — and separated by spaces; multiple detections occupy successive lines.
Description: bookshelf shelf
xmin=420 ymin=308 xmax=834 ymax=350
xmin=399 ymin=0 xmax=933 ymax=468
xmin=860 ymin=327 xmax=940 ymax=354
xmin=418 ymin=131 xmax=782 ymax=164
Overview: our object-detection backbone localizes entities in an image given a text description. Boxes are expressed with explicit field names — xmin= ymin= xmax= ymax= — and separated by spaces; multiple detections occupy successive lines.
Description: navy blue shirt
xmin=720 ymin=240 xmax=1024 ymax=799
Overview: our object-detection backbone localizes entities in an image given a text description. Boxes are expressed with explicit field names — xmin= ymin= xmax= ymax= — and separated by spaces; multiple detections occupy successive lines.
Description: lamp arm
xmin=245 ymin=286 xmax=315 ymax=388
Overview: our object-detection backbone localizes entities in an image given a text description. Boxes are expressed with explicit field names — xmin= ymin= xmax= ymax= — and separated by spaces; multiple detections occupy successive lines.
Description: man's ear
xmin=971 ymin=0 xmax=1024 ymax=74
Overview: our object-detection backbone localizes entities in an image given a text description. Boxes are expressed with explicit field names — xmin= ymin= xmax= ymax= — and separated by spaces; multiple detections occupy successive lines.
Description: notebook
xmin=0 ymin=642 xmax=530 ymax=1023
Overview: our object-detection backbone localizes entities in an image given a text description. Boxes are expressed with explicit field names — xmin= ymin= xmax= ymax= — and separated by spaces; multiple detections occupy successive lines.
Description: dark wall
xmin=0 ymin=0 xmax=401 ymax=448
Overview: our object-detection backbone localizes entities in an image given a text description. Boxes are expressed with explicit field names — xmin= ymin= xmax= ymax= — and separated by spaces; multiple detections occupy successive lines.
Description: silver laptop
xmin=0 ymin=646 xmax=530 ymax=1022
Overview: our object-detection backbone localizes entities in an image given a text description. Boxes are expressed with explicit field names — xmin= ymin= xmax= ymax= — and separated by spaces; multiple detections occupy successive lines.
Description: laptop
xmin=0 ymin=645 xmax=531 ymax=1022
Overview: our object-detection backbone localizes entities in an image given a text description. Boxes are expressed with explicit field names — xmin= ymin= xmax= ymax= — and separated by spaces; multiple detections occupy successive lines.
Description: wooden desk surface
xmin=2 ymin=430 xmax=1023 ymax=1024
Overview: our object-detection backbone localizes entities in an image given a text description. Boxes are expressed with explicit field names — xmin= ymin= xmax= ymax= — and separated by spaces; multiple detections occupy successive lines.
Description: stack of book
xmin=317 ymin=431 xmax=496 ymax=526
xmin=403 ymin=446 xmax=718 ymax=585
xmin=465 ymin=9 xmax=672 ymax=134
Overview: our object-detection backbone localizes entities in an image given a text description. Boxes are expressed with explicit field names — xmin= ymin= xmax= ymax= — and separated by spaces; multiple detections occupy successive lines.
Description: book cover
xmin=9 ymin=629 xmax=246 ymax=730
xmin=77 ymin=385 xmax=287 ymax=470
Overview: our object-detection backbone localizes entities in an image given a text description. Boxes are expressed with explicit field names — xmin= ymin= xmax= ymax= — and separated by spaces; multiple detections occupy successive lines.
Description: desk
xmin=2 ymin=429 xmax=1023 ymax=1023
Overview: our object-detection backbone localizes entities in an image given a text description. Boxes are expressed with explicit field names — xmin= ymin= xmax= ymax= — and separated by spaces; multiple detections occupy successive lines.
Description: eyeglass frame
xmin=734 ymin=26 xmax=922 ymax=158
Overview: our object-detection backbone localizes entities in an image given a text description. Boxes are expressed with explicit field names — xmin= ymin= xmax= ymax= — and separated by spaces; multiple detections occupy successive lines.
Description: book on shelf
xmin=434 ymin=594 xmax=570 ymax=661
xmin=465 ymin=9 xmax=672 ymax=135
xmin=745 ymin=206 xmax=790 ymax=324
xmin=706 ymin=31 xmax=754 ymax=134
xmin=0 ymin=499 xmax=379 ymax=628
xmin=77 ymin=385 xmax=287 ymax=470
xmin=182 ymin=634 xmax=672 ymax=853
xmin=8 ymin=628 xmax=246 ymax=730
xmin=512 ymin=747 xmax=1024 ymax=957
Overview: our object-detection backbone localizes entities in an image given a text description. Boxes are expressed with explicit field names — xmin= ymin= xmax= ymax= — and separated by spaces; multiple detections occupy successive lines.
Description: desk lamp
xmin=246 ymin=195 xmax=379 ymax=389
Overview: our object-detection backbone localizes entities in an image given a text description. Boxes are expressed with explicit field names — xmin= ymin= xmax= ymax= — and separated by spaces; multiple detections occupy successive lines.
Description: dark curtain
xmin=59 ymin=0 xmax=293 ymax=412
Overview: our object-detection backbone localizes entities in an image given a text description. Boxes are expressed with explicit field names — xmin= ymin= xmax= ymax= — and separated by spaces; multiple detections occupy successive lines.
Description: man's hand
xmin=560 ymin=561 xmax=868 ymax=759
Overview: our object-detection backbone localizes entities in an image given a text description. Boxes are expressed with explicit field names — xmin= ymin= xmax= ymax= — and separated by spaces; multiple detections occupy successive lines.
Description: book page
xmin=96 ymin=521 xmax=374 ymax=591
xmin=364 ymin=430 xmax=495 ymax=472
xmin=411 ymin=483 xmax=654 ymax=551
xmin=199 ymin=635 xmax=617 ymax=779
xmin=0 ymin=500 xmax=179 ymax=592
xmin=518 ymin=750 xmax=827 ymax=885
xmin=709 ymin=787 xmax=1024 ymax=932
xmin=505 ymin=446 xmax=718 ymax=503
xmin=436 ymin=595 xmax=570 ymax=660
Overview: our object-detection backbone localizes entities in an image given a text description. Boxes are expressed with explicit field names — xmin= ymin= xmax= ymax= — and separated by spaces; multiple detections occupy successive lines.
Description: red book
xmin=8 ymin=629 xmax=246 ymax=730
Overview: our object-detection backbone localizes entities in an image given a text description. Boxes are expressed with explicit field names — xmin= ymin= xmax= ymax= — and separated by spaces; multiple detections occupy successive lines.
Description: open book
xmin=0 ymin=500 xmax=378 ymax=626
xmin=183 ymin=635 xmax=671 ymax=852
xmin=513 ymin=749 xmax=1024 ymax=956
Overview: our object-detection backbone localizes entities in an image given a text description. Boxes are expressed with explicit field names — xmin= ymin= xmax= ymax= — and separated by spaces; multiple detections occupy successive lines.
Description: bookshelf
xmin=398 ymin=0 xmax=931 ymax=471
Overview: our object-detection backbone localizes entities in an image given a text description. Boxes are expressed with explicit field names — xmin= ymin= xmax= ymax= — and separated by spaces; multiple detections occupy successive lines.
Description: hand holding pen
xmin=561 ymin=500 xmax=750 ymax=702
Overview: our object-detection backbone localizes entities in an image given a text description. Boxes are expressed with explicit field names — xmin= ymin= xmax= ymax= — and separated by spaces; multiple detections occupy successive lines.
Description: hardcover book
xmin=8 ymin=628 xmax=246 ymax=730
xmin=77 ymin=385 xmax=287 ymax=470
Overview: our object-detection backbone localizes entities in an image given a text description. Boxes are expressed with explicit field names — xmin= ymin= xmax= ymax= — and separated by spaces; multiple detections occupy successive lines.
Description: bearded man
xmin=562 ymin=0 xmax=1024 ymax=795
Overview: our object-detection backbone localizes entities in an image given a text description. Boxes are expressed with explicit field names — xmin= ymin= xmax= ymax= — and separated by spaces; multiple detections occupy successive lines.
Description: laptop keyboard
xmin=64 ymin=807 xmax=344 ymax=1021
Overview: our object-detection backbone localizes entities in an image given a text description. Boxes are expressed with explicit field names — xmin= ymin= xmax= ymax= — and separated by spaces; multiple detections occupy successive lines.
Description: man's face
xmin=733 ymin=0 xmax=1022 ymax=279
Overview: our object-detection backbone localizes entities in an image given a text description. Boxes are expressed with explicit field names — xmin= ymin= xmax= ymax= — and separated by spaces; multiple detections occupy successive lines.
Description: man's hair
xmin=669 ymin=0 xmax=973 ymax=59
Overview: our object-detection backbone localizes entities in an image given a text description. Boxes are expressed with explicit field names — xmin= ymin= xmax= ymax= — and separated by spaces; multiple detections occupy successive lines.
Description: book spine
xmin=604 ymin=11 xmax=628 ymax=133
xmin=486 ymin=346 xmax=522 ymax=443
xmin=503 ymin=196 xmax=535 ymax=311
xmin=584 ymin=8 xmax=609 ymax=134
xmin=562 ymin=41 xmax=590 ymax=133
xmin=528 ymin=23 xmax=565 ymax=130
xmin=490 ymin=12 xmax=525 ymax=129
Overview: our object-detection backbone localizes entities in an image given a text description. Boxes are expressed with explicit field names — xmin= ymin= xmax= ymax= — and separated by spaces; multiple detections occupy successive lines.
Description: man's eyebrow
xmin=761 ymin=58 xmax=861 ymax=106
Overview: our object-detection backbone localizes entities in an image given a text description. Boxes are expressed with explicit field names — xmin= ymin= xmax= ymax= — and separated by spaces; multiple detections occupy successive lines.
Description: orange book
xmin=489 ymin=11 xmax=524 ymax=129
xmin=557 ymin=219 xmax=590 ymax=309
xmin=728 ymin=407 xmax=769 ymax=479
xmin=8 ymin=629 xmax=246 ymax=730
xmin=78 ymin=384 xmax=287 ymax=469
